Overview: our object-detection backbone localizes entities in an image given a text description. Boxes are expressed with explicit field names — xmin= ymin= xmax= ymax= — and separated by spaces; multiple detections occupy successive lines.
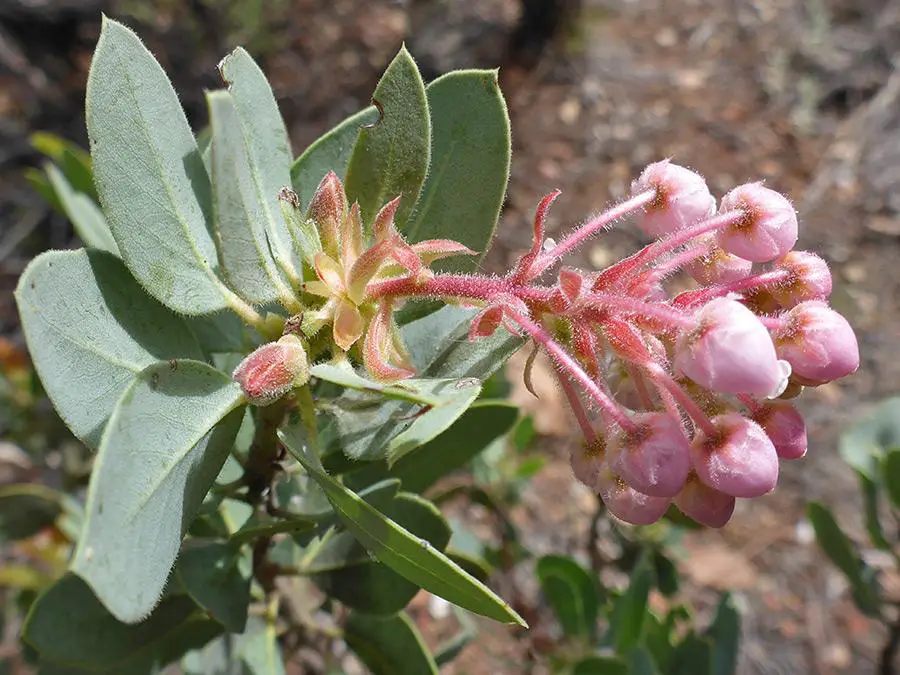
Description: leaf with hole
xmin=344 ymin=47 xmax=430 ymax=228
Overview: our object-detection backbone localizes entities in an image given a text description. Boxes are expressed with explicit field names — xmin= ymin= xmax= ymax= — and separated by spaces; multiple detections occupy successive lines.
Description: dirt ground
xmin=2 ymin=0 xmax=900 ymax=673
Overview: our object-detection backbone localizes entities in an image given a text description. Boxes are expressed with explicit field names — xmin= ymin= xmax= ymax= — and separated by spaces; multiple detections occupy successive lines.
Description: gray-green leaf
xmin=71 ymin=361 xmax=245 ymax=623
xmin=86 ymin=17 xmax=228 ymax=314
xmin=15 ymin=249 xmax=205 ymax=448
xmin=23 ymin=573 xmax=213 ymax=671
xmin=344 ymin=47 xmax=430 ymax=228
xmin=290 ymin=107 xmax=379 ymax=209
xmin=404 ymin=70 xmax=510 ymax=270
xmin=207 ymin=90 xmax=294 ymax=304
xmin=279 ymin=425 xmax=526 ymax=626
xmin=218 ymin=47 xmax=296 ymax=275
xmin=44 ymin=163 xmax=118 ymax=255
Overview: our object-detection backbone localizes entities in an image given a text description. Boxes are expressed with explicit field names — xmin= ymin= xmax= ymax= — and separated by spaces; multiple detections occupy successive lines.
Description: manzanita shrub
xmin=13 ymin=15 xmax=860 ymax=674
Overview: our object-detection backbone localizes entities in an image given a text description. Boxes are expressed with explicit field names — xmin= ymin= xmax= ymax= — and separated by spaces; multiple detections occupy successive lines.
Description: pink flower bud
xmin=307 ymin=171 xmax=347 ymax=256
xmin=570 ymin=439 xmax=606 ymax=491
xmin=233 ymin=335 xmax=310 ymax=406
xmin=674 ymin=298 xmax=791 ymax=397
xmin=752 ymin=401 xmax=807 ymax=460
xmin=598 ymin=467 xmax=671 ymax=525
xmin=675 ymin=474 xmax=735 ymax=528
xmin=717 ymin=183 xmax=798 ymax=262
xmin=773 ymin=301 xmax=859 ymax=385
xmin=684 ymin=235 xmax=753 ymax=286
xmin=631 ymin=160 xmax=715 ymax=238
xmin=690 ymin=412 xmax=779 ymax=498
xmin=607 ymin=412 xmax=691 ymax=497
xmin=769 ymin=251 xmax=832 ymax=307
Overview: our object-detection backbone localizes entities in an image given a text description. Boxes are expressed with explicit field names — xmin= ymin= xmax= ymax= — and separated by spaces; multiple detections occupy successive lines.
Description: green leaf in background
xmin=182 ymin=617 xmax=285 ymax=675
xmin=345 ymin=612 xmax=438 ymax=675
xmin=279 ymin=425 xmax=526 ymax=626
xmin=883 ymin=448 xmax=900 ymax=510
xmin=653 ymin=550 xmax=680 ymax=598
xmin=535 ymin=555 xmax=598 ymax=640
xmin=86 ymin=17 xmax=229 ymax=314
xmin=390 ymin=401 xmax=519 ymax=493
xmin=176 ymin=541 xmax=251 ymax=633
xmin=321 ymin=307 xmax=521 ymax=461
xmin=15 ymin=249 xmax=205 ymax=448
xmin=290 ymin=106 xmax=379 ymax=209
xmin=387 ymin=378 xmax=481 ymax=465
xmin=609 ymin=553 xmax=654 ymax=653
xmin=23 ymin=574 xmax=213 ymax=671
xmin=310 ymin=492 xmax=452 ymax=614
xmin=44 ymin=164 xmax=118 ymax=255
xmin=345 ymin=46 xmax=430 ymax=228
xmin=668 ymin=633 xmax=713 ymax=675
xmin=404 ymin=70 xmax=510 ymax=270
xmin=207 ymin=90 xmax=294 ymax=305
xmin=705 ymin=593 xmax=740 ymax=675
xmin=806 ymin=501 xmax=881 ymax=617
xmin=71 ymin=361 xmax=245 ymax=623
xmin=0 ymin=484 xmax=62 ymax=542
xmin=217 ymin=47 xmax=297 ymax=276
xmin=572 ymin=656 xmax=630 ymax=675
xmin=839 ymin=396 xmax=900 ymax=480
xmin=322 ymin=377 xmax=481 ymax=462
xmin=858 ymin=471 xmax=891 ymax=550
xmin=237 ymin=618 xmax=287 ymax=675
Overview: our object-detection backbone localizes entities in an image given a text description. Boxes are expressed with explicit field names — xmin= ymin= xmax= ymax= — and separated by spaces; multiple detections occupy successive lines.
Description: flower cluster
xmin=234 ymin=160 xmax=859 ymax=528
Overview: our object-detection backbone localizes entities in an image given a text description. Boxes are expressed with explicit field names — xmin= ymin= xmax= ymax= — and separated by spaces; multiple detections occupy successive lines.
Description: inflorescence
xmin=234 ymin=161 xmax=859 ymax=528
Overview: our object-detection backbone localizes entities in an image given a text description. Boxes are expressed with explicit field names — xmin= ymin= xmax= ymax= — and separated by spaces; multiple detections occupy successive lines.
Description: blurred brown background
xmin=2 ymin=0 xmax=899 ymax=672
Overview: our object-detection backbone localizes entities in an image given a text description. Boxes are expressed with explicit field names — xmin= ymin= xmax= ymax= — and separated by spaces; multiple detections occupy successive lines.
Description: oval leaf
xmin=71 ymin=361 xmax=246 ymax=623
xmin=344 ymin=47 xmax=430 ymax=228
xmin=279 ymin=424 xmax=526 ymax=626
xmin=218 ymin=47 xmax=296 ymax=275
xmin=207 ymin=90 xmax=294 ymax=304
xmin=15 ymin=249 xmax=205 ymax=447
xmin=23 ymin=573 xmax=209 ymax=671
xmin=86 ymin=17 xmax=228 ymax=313
xmin=572 ymin=656 xmax=630 ymax=675
xmin=345 ymin=612 xmax=439 ymax=675
xmin=404 ymin=70 xmax=510 ymax=270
